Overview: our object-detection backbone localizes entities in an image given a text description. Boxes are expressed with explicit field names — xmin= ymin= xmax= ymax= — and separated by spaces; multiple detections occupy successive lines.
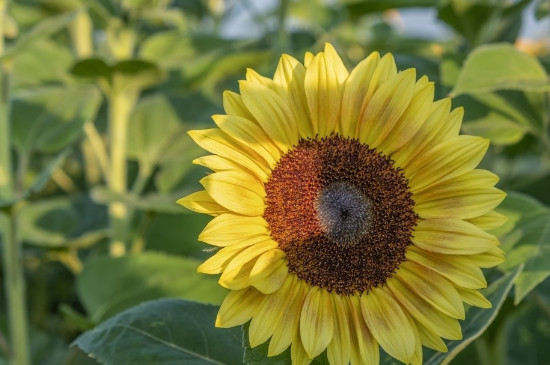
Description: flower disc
xmin=264 ymin=135 xmax=417 ymax=295
xmin=178 ymin=43 xmax=506 ymax=365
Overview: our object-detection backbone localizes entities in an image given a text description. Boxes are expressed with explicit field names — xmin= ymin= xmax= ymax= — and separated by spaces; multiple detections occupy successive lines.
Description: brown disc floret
xmin=263 ymin=135 xmax=418 ymax=295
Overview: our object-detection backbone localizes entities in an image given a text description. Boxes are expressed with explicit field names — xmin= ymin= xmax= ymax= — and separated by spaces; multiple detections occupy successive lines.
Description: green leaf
xmin=456 ymin=91 xmax=541 ymax=146
xmin=77 ymin=252 xmax=226 ymax=322
xmin=126 ymin=94 xmax=185 ymax=170
xmin=452 ymin=44 xmax=549 ymax=96
xmin=11 ymin=85 xmax=102 ymax=154
xmin=496 ymin=300 xmax=550 ymax=365
xmin=73 ymin=299 xmax=243 ymax=365
xmin=12 ymin=38 xmax=74 ymax=88
xmin=140 ymin=31 xmax=195 ymax=69
xmin=0 ymin=149 xmax=69 ymax=209
xmin=511 ymin=214 xmax=550 ymax=304
xmin=90 ymin=187 xmax=184 ymax=214
xmin=424 ymin=266 xmax=522 ymax=365
xmin=2 ymin=11 xmax=78 ymax=61
xmin=71 ymin=58 xmax=165 ymax=92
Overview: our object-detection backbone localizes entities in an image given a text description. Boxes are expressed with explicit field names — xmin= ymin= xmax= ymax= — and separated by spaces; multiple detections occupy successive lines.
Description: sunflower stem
xmin=276 ymin=0 xmax=290 ymax=51
xmin=0 ymin=1 xmax=31 ymax=364
xmin=107 ymin=87 xmax=137 ymax=256
xmin=1 ymin=208 xmax=31 ymax=365
xmin=68 ymin=9 xmax=93 ymax=58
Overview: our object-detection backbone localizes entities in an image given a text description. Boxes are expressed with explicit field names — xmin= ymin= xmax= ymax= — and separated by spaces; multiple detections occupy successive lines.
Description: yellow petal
xmin=392 ymin=98 xmax=454 ymax=167
xmin=223 ymin=90 xmax=255 ymax=121
xmin=410 ymin=323 xmax=423 ymax=365
xmin=358 ymin=69 xmax=416 ymax=148
xmin=250 ymin=249 xmax=286 ymax=278
xmin=417 ymin=322 xmax=448 ymax=353
xmin=407 ymin=136 xmax=489 ymax=192
xmin=216 ymin=287 xmax=264 ymax=327
xmin=457 ymin=287 xmax=492 ymax=308
xmin=466 ymin=210 xmax=508 ymax=230
xmin=467 ymin=247 xmax=505 ymax=268
xmin=239 ymin=80 xmax=298 ymax=151
xmin=300 ymin=286 xmax=334 ymax=358
xmin=177 ymin=190 xmax=229 ymax=216
xmin=397 ymin=261 xmax=465 ymax=319
xmin=379 ymin=78 xmax=434 ymax=155
xmin=200 ymin=171 xmax=265 ymax=216
xmin=304 ymin=43 xmax=349 ymax=137
xmin=269 ymin=276 xmax=307 ymax=356
xmin=413 ymin=169 xmax=499 ymax=198
xmin=386 ymin=276 xmax=462 ymax=340
xmin=340 ymin=51 xmax=381 ymax=138
xmin=199 ymin=214 xmax=269 ymax=246
xmin=246 ymin=68 xmax=273 ymax=86
xmin=212 ymin=114 xmax=281 ymax=169
xmin=327 ymin=294 xmax=351 ymax=365
xmin=292 ymin=329 xmax=313 ymax=365
xmin=249 ymin=275 xmax=293 ymax=347
xmin=198 ymin=244 xmax=248 ymax=274
xmin=406 ymin=245 xmax=487 ymax=289
xmin=219 ymin=240 xmax=278 ymax=289
xmin=273 ymin=54 xmax=313 ymax=139
xmin=193 ymin=155 xmax=247 ymax=172
xmin=361 ymin=287 xmax=416 ymax=364
xmin=416 ymin=186 xmax=506 ymax=220
xmin=412 ymin=219 xmax=499 ymax=255
xmin=346 ymin=295 xmax=379 ymax=365
xmin=188 ymin=128 xmax=269 ymax=180
xmin=250 ymin=259 xmax=288 ymax=294
xmin=363 ymin=53 xmax=398 ymax=104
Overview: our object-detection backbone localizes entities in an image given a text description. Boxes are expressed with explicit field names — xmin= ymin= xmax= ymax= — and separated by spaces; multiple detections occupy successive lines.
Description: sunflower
xmin=178 ymin=43 xmax=506 ymax=365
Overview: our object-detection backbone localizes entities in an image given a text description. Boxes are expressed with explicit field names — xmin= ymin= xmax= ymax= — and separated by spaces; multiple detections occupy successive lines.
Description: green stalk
xmin=107 ymin=86 xmax=136 ymax=256
xmin=1 ymin=209 xmax=30 ymax=365
xmin=276 ymin=0 xmax=290 ymax=51
xmin=0 ymin=1 xmax=12 ymax=199
xmin=0 ymin=1 xmax=30 ymax=364
xmin=68 ymin=10 xmax=93 ymax=58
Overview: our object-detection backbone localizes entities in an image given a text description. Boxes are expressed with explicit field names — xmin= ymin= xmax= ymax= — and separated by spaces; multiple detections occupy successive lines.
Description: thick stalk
xmin=276 ymin=0 xmax=290 ymax=51
xmin=107 ymin=87 xmax=136 ymax=256
xmin=1 ymin=210 xmax=30 ymax=365
xmin=0 ymin=1 xmax=30 ymax=364
xmin=68 ymin=10 xmax=93 ymax=58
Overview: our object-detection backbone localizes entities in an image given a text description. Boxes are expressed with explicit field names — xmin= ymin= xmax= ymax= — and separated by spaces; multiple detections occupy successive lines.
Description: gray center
xmin=315 ymin=181 xmax=371 ymax=246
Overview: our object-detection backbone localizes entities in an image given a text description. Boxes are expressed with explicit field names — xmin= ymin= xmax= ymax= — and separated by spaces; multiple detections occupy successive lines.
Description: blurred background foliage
xmin=0 ymin=0 xmax=549 ymax=364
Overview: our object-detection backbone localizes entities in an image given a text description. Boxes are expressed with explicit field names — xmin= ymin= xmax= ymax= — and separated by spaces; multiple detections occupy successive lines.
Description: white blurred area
xmin=218 ymin=0 xmax=549 ymax=46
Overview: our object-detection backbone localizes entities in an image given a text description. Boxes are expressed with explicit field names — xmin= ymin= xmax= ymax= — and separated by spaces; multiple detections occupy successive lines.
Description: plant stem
xmin=1 ymin=209 xmax=31 ymax=365
xmin=276 ymin=0 xmax=290 ymax=51
xmin=107 ymin=87 xmax=136 ymax=256
xmin=68 ymin=10 xmax=93 ymax=58
xmin=0 ymin=1 xmax=30 ymax=364
xmin=0 ymin=1 xmax=12 ymax=200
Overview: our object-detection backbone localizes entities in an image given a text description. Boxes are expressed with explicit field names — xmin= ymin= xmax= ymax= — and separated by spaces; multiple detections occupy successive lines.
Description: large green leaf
xmin=77 ymin=252 xmax=226 ymax=322
xmin=452 ymin=44 xmax=549 ymax=96
xmin=126 ymin=94 xmax=185 ymax=170
xmin=456 ymin=90 xmax=543 ymax=145
xmin=425 ymin=266 xmax=522 ymax=365
xmin=73 ymin=299 xmax=243 ymax=365
xmin=12 ymin=38 xmax=74 ymax=89
xmin=510 ymin=215 xmax=550 ymax=304
xmin=2 ymin=10 xmax=78 ymax=61
xmin=344 ymin=0 xmax=439 ymax=19
xmin=11 ymin=85 xmax=102 ymax=154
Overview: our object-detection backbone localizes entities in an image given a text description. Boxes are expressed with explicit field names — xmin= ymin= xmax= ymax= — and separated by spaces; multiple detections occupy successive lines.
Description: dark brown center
xmin=263 ymin=135 xmax=417 ymax=295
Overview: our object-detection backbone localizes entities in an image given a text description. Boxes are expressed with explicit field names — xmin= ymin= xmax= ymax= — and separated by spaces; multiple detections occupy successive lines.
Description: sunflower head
xmin=178 ymin=43 xmax=506 ymax=365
